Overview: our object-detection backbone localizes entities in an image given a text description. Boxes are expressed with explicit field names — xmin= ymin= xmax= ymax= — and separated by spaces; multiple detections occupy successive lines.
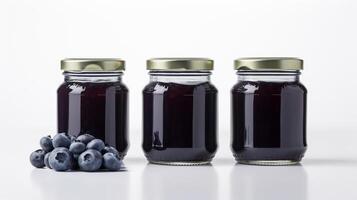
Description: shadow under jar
xmin=57 ymin=58 xmax=129 ymax=159
xmin=143 ymin=58 xmax=218 ymax=165
xmin=231 ymin=57 xmax=307 ymax=165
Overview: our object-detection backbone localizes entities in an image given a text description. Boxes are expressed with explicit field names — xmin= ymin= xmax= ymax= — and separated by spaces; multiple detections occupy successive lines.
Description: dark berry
xmin=72 ymin=154 xmax=80 ymax=170
xmin=78 ymin=149 xmax=102 ymax=172
xmin=52 ymin=133 xmax=71 ymax=148
xmin=87 ymin=139 xmax=105 ymax=151
xmin=77 ymin=134 xmax=95 ymax=145
xmin=102 ymin=146 xmax=120 ymax=158
xmin=69 ymin=141 xmax=86 ymax=154
xmin=103 ymin=152 xmax=122 ymax=171
xmin=40 ymin=136 xmax=54 ymax=152
xmin=73 ymin=153 xmax=79 ymax=161
xmin=69 ymin=135 xmax=76 ymax=142
xmin=30 ymin=149 xmax=45 ymax=168
xmin=44 ymin=152 xmax=51 ymax=169
xmin=48 ymin=147 xmax=73 ymax=171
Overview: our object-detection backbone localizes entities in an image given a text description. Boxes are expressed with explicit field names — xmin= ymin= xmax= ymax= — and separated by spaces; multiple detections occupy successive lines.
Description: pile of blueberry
xmin=30 ymin=133 xmax=123 ymax=172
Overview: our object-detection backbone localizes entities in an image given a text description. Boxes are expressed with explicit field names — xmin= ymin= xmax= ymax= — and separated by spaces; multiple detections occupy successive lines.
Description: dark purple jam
xmin=231 ymin=81 xmax=307 ymax=161
xmin=57 ymin=81 xmax=128 ymax=158
xmin=143 ymin=82 xmax=217 ymax=163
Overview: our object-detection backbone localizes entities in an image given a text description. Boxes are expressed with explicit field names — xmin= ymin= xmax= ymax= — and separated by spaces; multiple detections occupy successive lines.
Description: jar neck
xmin=237 ymin=70 xmax=300 ymax=82
xmin=64 ymin=72 xmax=123 ymax=82
xmin=149 ymin=71 xmax=211 ymax=84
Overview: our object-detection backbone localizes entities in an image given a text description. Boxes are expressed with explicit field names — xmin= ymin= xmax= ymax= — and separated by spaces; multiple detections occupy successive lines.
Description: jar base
xmin=238 ymin=159 xmax=300 ymax=166
xmin=233 ymin=147 xmax=306 ymax=163
xmin=148 ymin=160 xmax=212 ymax=166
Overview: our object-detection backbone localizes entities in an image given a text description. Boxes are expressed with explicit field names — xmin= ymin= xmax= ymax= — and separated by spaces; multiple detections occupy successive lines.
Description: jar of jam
xmin=58 ymin=58 xmax=129 ymax=159
xmin=143 ymin=58 xmax=218 ymax=165
xmin=231 ymin=57 xmax=307 ymax=165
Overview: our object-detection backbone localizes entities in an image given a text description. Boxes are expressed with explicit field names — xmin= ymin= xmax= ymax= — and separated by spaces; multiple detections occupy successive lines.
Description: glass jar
xmin=143 ymin=58 xmax=218 ymax=165
xmin=57 ymin=58 xmax=129 ymax=159
xmin=231 ymin=57 xmax=307 ymax=165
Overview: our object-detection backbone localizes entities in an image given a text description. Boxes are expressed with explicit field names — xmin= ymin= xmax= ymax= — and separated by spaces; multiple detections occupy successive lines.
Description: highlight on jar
xmin=30 ymin=58 xmax=129 ymax=172
xmin=231 ymin=57 xmax=307 ymax=166
xmin=142 ymin=58 xmax=218 ymax=166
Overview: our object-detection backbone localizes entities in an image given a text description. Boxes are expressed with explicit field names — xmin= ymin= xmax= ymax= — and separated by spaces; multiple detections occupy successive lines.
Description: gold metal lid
xmin=61 ymin=58 xmax=125 ymax=71
xmin=234 ymin=57 xmax=303 ymax=70
xmin=147 ymin=58 xmax=214 ymax=70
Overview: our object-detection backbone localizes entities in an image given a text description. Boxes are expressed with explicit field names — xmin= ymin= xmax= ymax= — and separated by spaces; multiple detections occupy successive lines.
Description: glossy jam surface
xmin=143 ymin=82 xmax=217 ymax=163
xmin=57 ymin=81 xmax=128 ymax=158
xmin=231 ymin=80 xmax=307 ymax=161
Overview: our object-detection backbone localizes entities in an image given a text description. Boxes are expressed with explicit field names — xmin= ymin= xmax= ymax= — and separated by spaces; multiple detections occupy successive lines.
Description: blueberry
xmin=77 ymin=134 xmax=95 ymax=145
xmin=44 ymin=152 xmax=51 ymax=169
xmin=87 ymin=139 xmax=105 ymax=151
xmin=30 ymin=149 xmax=45 ymax=168
xmin=78 ymin=149 xmax=102 ymax=172
xmin=102 ymin=146 xmax=120 ymax=158
xmin=103 ymin=153 xmax=122 ymax=171
xmin=48 ymin=147 xmax=73 ymax=171
xmin=69 ymin=135 xmax=77 ymax=142
xmin=40 ymin=136 xmax=54 ymax=152
xmin=69 ymin=141 xmax=86 ymax=154
xmin=52 ymin=133 xmax=71 ymax=148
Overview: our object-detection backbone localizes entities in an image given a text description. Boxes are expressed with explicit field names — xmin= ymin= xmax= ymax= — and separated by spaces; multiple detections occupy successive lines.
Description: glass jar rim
xmin=236 ymin=70 xmax=300 ymax=75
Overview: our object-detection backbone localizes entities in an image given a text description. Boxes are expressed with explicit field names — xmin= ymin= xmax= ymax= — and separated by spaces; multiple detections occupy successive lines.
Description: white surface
xmin=1 ymin=0 xmax=357 ymax=199
xmin=2 ymin=133 xmax=357 ymax=200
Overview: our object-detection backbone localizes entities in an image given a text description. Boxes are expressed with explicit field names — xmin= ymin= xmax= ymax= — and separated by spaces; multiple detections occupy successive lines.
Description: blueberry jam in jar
xmin=57 ymin=58 xmax=128 ymax=159
xmin=143 ymin=58 xmax=218 ymax=165
xmin=231 ymin=57 xmax=307 ymax=165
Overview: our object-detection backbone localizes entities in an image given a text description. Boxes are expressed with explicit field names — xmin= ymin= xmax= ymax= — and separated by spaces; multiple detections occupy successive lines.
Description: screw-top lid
xmin=234 ymin=57 xmax=303 ymax=70
xmin=147 ymin=58 xmax=214 ymax=70
xmin=61 ymin=58 xmax=125 ymax=72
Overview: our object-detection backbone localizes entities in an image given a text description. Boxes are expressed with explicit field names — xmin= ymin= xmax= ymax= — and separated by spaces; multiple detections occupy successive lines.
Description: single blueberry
xmin=30 ymin=149 xmax=45 ymax=168
xmin=69 ymin=141 xmax=86 ymax=154
xmin=78 ymin=149 xmax=102 ymax=172
xmin=40 ymin=136 xmax=54 ymax=152
xmin=86 ymin=139 xmax=105 ymax=151
xmin=77 ymin=134 xmax=95 ymax=145
xmin=48 ymin=147 xmax=73 ymax=171
xmin=52 ymin=133 xmax=71 ymax=148
xmin=103 ymin=152 xmax=122 ymax=171
xmin=44 ymin=152 xmax=51 ymax=169
xmin=101 ymin=146 xmax=120 ymax=158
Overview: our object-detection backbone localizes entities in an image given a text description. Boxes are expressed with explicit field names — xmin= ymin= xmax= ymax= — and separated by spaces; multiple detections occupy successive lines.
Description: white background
xmin=1 ymin=0 xmax=357 ymax=200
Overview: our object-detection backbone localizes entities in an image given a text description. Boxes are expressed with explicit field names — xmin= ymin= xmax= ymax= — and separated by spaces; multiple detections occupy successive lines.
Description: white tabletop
xmin=1 ymin=132 xmax=357 ymax=200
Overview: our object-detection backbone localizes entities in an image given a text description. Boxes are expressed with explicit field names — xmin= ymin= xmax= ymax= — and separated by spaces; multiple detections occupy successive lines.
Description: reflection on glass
xmin=142 ymin=164 xmax=218 ymax=200
xmin=31 ymin=169 xmax=129 ymax=200
xmin=231 ymin=165 xmax=308 ymax=200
